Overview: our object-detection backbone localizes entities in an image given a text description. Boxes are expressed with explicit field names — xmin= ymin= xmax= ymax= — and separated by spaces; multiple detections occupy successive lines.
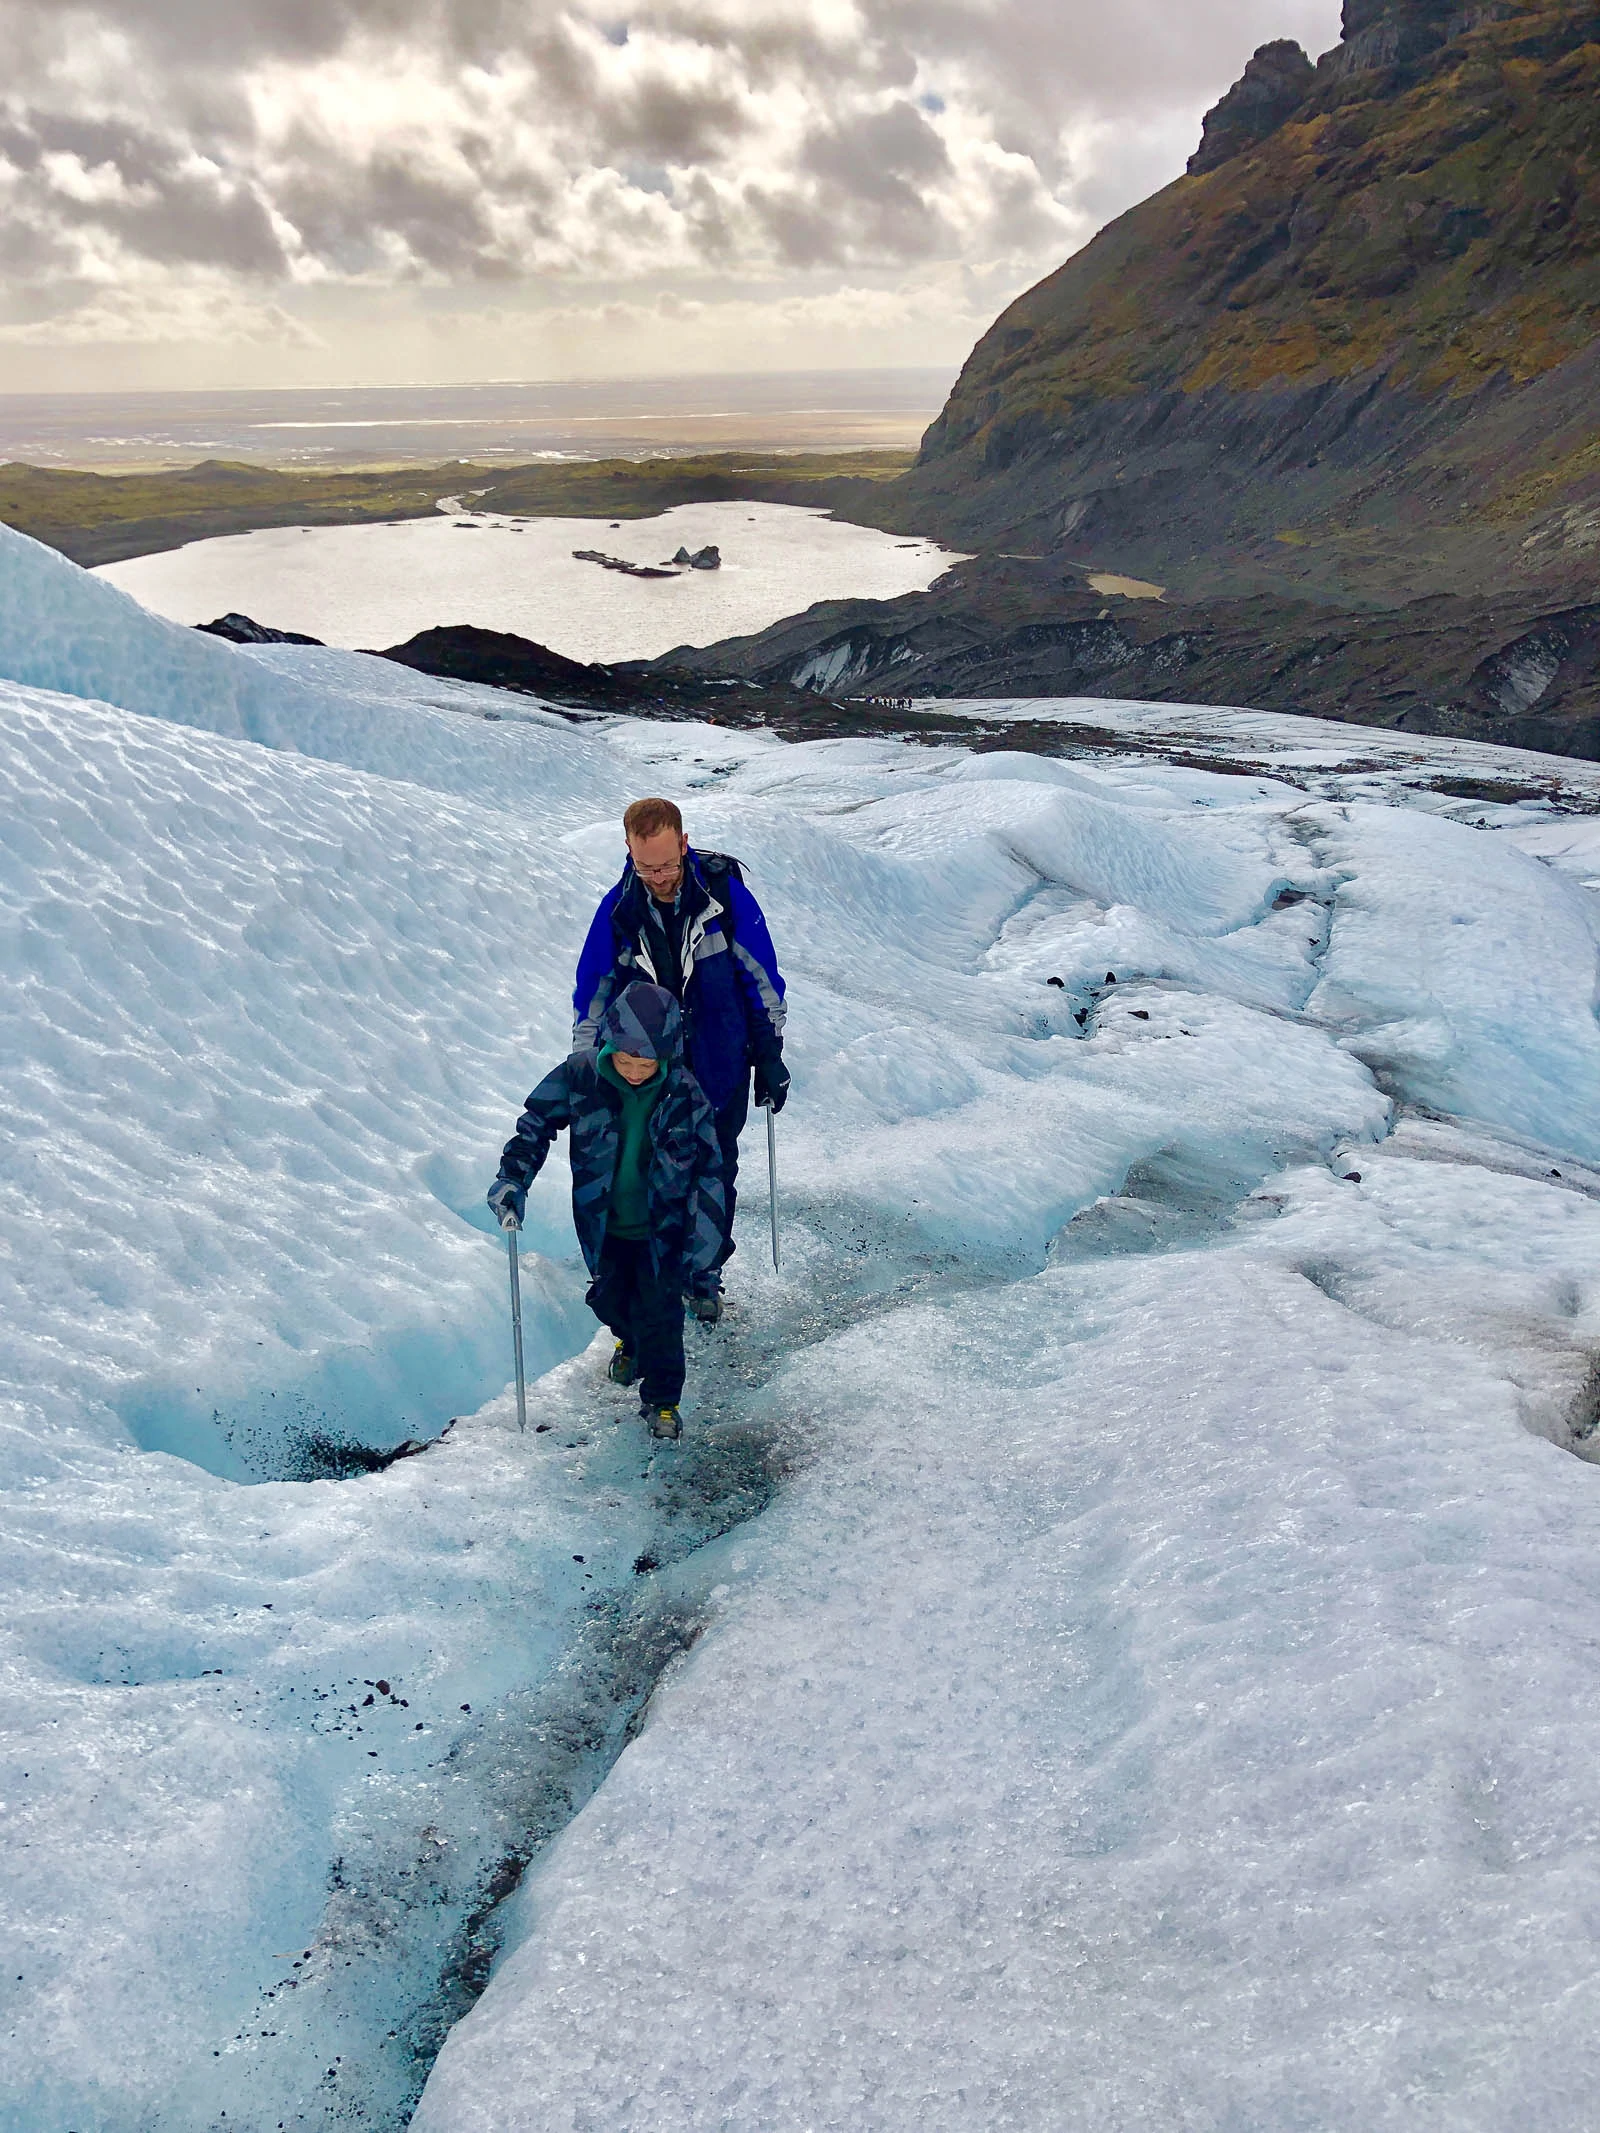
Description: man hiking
xmin=573 ymin=797 xmax=787 ymax=1318
xmin=488 ymin=981 xmax=724 ymax=1440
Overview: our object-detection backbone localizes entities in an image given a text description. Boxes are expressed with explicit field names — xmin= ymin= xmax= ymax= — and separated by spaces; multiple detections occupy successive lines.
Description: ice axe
xmin=759 ymin=1097 xmax=780 ymax=1272
xmin=500 ymin=1212 xmax=528 ymax=1432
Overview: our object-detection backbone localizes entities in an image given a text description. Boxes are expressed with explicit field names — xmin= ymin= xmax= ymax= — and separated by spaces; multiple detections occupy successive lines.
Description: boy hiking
xmin=487 ymin=980 xmax=725 ymax=1440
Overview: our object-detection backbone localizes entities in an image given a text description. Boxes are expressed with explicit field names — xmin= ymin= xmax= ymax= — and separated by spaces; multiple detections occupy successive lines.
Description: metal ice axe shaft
xmin=760 ymin=1099 xmax=779 ymax=1271
xmin=501 ymin=1215 xmax=528 ymax=1432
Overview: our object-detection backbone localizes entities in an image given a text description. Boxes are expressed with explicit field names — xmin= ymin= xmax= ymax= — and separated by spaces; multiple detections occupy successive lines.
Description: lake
xmin=95 ymin=500 xmax=960 ymax=663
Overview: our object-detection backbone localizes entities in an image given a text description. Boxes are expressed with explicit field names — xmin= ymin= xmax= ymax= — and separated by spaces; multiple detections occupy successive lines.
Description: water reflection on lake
xmin=96 ymin=501 xmax=960 ymax=663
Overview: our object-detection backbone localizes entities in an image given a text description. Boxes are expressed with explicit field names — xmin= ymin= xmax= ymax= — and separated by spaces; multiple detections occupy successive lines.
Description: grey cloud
xmin=603 ymin=75 xmax=751 ymax=165
xmin=18 ymin=0 xmax=412 ymax=68
xmin=676 ymin=166 xmax=737 ymax=267
xmin=739 ymin=187 xmax=839 ymax=274
xmin=510 ymin=16 xmax=751 ymax=168
xmin=273 ymin=140 xmax=508 ymax=276
xmin=108 ymin=182 xmax=287 ymax=275
xmin=790 ymin=101 xmax=953 ymax=262
xmin=0 ymin=104 xmax=288 ymax=274
xmin=979 ymin=162 xmax=1087 ymax=258
xmin=803 ymin=102 xmax=952 ymax=199
xmin=0 ymin=0 xmax=1348 ymax=306
xmin=0 ymin=216 xmax=75 ymax=279
xmin=6 ymin=0 xmax=1350 ymax=98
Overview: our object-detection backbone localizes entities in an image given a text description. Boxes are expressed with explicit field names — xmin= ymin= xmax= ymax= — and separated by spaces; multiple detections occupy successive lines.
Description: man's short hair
xmin=624 ymin=797 xmax=684 ymax=843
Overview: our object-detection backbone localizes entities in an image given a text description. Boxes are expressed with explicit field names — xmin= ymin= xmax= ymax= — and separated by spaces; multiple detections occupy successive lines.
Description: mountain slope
xmin=900 ymin=0 xmax=1599 ymax=607
xmin=658 ymin=0 xmax=1600 ymax=755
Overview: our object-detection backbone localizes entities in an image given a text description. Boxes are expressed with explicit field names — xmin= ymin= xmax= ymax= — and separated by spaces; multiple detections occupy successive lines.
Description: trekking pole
xmin=501 ymin=1214 xmax=528 ymax=1433
xmin=761 ymin=1100 xmax=780 ymax=1272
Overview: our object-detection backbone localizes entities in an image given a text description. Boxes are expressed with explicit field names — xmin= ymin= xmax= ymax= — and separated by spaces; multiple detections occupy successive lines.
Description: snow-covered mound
xmin=3 ymin=517 xmax=1600 ymax=2130
xmin=0 ymin=516 xmax=625 ymax=816
xmin=0 ymin=525 xmax=638 ymax=1481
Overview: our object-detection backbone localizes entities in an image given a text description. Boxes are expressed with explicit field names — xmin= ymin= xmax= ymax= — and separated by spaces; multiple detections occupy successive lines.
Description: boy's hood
xmin=596 ymin=979 xmax=683 ymax=1065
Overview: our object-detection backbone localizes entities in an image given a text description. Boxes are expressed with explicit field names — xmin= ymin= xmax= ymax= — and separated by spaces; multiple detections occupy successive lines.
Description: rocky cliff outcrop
xmin=1331 ymin=0 xmax=1517 ymax=76
xmin=1188 ymin=40 xmax=1316 ymax=174
xmin=1186 ymin=6 xmax=1527 ymax=179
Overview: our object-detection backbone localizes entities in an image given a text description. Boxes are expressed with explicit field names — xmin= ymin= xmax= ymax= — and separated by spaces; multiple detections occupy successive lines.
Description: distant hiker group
xmin=489 ymin=797 xmax=788 ymax=1439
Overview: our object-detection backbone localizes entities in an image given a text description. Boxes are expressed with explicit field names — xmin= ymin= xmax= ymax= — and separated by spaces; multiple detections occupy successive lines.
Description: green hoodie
xmin=598 ymin=1046 xmax=667 ymax=1239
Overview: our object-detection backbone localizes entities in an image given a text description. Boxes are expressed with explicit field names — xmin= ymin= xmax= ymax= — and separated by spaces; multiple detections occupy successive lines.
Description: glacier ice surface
xmin=1 ymin=521 xmax=1599 ymax=2129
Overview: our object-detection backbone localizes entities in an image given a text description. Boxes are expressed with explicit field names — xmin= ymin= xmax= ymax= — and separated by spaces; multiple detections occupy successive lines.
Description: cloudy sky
xmin=0 ymin=0 xmax=1346 ymax=391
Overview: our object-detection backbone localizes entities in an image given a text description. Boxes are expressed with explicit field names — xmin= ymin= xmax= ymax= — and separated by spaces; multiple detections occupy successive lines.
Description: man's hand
xmin=753 ymin=1057 xmax=790 ymax=1114
xmin=487 ymin=1178 xmax=526 ymax=1230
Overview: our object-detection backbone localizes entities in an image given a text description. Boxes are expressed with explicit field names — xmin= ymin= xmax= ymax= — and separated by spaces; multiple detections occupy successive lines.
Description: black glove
xmin=753 ymin=1057 xmax=790 ymax=1114
xmin=487 ymin=1177 xmax=526 ymax=1229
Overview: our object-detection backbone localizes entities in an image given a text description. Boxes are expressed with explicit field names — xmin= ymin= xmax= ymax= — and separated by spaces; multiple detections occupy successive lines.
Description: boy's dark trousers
xmin=588 ymin=1234 xmax=685 ymax=1407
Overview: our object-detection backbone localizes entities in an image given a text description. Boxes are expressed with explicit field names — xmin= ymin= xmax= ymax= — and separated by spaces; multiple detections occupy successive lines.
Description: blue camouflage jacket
xmin=572 ymin=849 xmax=786 ymax=1113
xmin=494 ymin=994 xmax=726 ymax=1293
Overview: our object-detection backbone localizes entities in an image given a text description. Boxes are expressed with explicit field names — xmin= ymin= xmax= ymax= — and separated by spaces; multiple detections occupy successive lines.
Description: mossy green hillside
xmin=0 ymin=460 xmax=477 ymax=568
xmin=0 ymin=450 xmax=915 ymax=569
xmin=927 ymin=0 xmax=1598 ymax=464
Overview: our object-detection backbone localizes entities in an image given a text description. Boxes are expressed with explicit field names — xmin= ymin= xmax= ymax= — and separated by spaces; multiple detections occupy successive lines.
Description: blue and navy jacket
xmin=572 ymin=849 xmax=786 ymax=1113
xmin=495 ymin=992 xmax=726 ymax=1293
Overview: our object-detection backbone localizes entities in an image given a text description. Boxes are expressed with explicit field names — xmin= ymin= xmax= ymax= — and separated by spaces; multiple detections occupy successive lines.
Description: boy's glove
xmin=753 ymin=1056 xmax=790 ymax=1114
xmin=487 ymin=1177 xmax=526 ymax=1229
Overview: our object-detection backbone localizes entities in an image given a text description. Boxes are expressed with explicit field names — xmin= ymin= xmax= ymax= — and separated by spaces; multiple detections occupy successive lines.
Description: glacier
xmin=1 ymin=518 xmax=1599 ymax=2130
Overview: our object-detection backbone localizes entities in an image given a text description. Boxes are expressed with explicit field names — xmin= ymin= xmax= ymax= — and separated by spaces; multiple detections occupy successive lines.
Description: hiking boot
xmin=689 ymin=1289 xmax=723 ymax=1325
xmin=607 ymin=1343 xmax=636 ymax=1387
xmin=644 ymin=1402 xmax=682 ymax=1440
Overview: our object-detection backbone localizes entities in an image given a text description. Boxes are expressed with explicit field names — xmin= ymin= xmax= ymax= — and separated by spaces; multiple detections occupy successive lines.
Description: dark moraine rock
xmin=196 ymin=612 xmax=324 ymax=646
xmin=368 ymin=621 xmax=862 ymax=731
xmin=646 ymin=556 xmax=1600 ymax=760
xmin=374 ymin=624 xmax=638 ymax=706
xmin=573 ymin=547 xmax=680 ymax=579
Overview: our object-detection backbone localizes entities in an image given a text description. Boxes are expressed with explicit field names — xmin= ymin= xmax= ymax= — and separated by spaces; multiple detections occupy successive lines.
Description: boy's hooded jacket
xmin=572 ymin=848 xmax=785 ymax=1114
xmin=492 ymin=984 xmax=725 ymax=1292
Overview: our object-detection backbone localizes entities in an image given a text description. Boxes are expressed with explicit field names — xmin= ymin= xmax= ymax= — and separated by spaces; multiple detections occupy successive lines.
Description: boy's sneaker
xmin=643 ymin=1402 xmax=682 ymax=1441
xmin=607 ymin=1343 xmax=636 ymax=1387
